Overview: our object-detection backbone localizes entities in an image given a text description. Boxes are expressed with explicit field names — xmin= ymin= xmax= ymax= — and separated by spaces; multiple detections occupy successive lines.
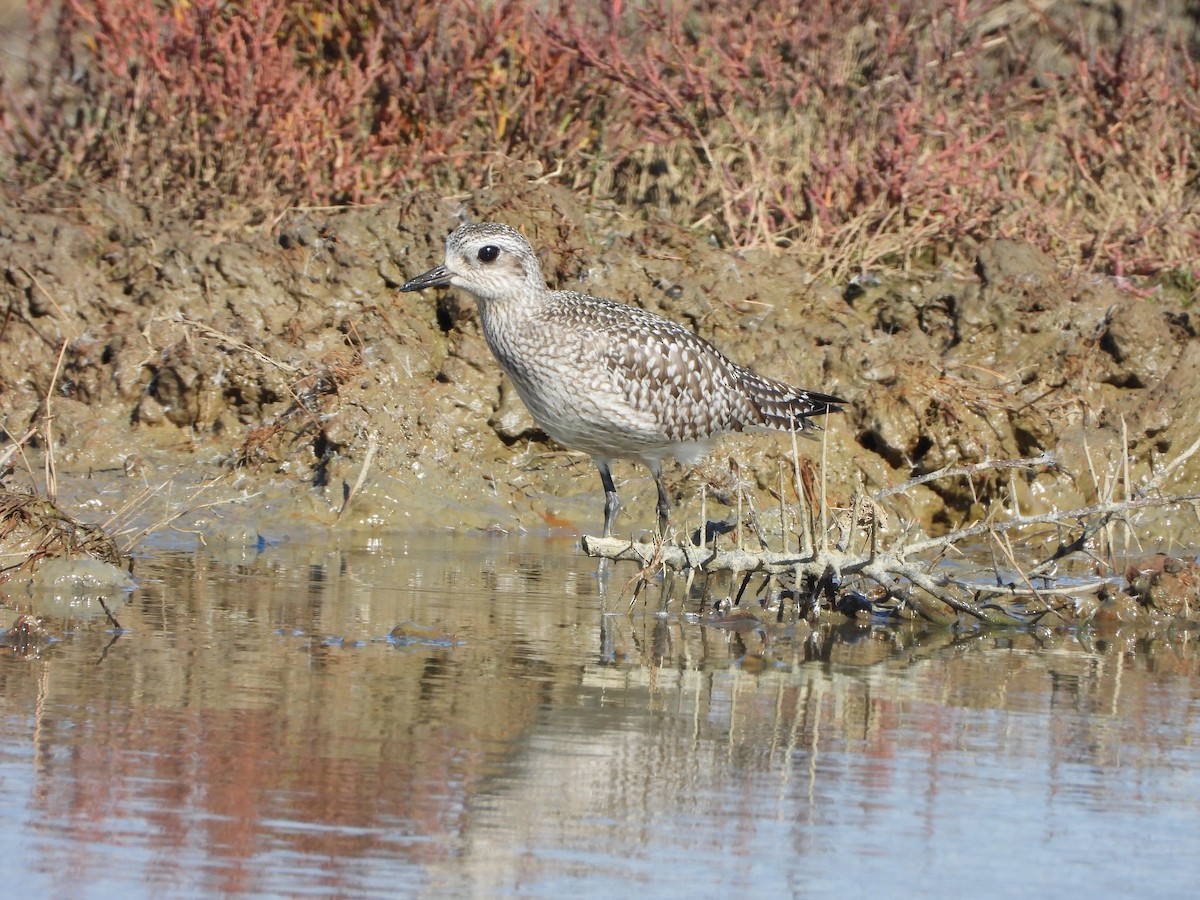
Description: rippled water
xmin=1 ymin=533 xmax=1198 ymax=897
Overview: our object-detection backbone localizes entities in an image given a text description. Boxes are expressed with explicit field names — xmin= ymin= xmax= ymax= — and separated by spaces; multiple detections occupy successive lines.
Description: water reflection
xmin=0 ymin=534 xmax=1197 ymax=896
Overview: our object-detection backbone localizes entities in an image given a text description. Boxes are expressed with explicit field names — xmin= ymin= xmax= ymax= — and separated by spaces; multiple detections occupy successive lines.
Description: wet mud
xmin=0 ymin=184 xmax=1197 ymax=599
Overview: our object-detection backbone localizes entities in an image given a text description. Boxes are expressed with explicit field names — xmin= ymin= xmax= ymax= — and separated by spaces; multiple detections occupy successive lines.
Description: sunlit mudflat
xmin=1 ymin=533 xmax=1198 ymax=897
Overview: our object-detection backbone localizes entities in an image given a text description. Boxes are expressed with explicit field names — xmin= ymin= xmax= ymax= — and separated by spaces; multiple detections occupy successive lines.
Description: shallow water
xmin=1 ymin=533 xmax=1198 ymax=898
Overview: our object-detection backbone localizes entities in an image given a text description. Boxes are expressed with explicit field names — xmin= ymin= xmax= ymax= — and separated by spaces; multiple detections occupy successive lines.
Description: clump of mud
xmin=0 ymin=486 xmax=122 ymax=566
xmin=0 ymin=484 xmax=133 ymax=632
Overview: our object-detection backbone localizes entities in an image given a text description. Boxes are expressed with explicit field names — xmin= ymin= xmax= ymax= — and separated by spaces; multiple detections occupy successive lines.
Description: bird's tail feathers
xmin=742 ymin=372 xmax=844 ymax=433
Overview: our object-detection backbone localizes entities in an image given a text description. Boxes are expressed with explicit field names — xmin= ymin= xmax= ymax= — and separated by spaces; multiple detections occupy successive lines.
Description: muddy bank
xmin=0 ymin=183 xmax=1197 ymax=539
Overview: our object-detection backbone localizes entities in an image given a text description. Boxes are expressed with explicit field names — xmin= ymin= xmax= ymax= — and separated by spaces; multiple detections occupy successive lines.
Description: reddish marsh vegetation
xmin=1 ymin=0 xmax=1197 ymax=284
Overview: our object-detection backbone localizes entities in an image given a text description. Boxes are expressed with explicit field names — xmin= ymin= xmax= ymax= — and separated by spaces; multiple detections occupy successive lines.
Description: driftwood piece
xmin=582 ymin=432 xmax=1200 ymax=624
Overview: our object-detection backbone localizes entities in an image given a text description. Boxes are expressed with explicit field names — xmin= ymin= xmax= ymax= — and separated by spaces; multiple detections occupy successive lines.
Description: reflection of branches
xmin=584 ymin=432 xmax=1200 ymax=626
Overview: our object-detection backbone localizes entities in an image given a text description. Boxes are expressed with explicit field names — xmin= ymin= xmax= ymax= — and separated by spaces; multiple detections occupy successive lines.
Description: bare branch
xmin=873 ymin=451 xmax=1056 ymax=500
xmin=584 ymin=431 xmax=1200 ymax=625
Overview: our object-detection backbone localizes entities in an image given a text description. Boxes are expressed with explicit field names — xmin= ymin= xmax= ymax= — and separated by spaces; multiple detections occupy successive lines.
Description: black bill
xmin=400 ymin=264 xmax=453 ymax=292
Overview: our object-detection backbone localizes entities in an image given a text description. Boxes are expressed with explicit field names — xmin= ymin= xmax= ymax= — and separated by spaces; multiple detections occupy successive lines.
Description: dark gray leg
xmin=596 ymin=459 xmax=621 ymax=538
xmin=649 ymin=461 xmax=670 ymax=536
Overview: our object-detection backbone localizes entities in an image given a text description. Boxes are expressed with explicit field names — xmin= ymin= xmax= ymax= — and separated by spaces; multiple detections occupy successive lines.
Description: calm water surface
xmin=1 ymin=533 xmax=1197 ymax=898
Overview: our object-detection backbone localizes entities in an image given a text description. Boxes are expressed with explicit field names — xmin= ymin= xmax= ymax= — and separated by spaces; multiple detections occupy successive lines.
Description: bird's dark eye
xmin=477 ymin=245 xmax=500 ymax=263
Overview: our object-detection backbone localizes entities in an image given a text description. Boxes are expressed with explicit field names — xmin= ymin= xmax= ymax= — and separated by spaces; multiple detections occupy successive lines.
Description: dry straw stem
xmin=337 ymin=431 xmax=379 ymax=521
xmin=0 ymin=427 xmax=38 ymax=472
xmin=100 ymin=474 xmax=261 ymax=554
xmin=41 ymin=338 xmax=70 ymax=505
xmin=583 ymin=432 xmax=1200 ymax=625
xmin=166 ymin=314 xmax=301 ymax=375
